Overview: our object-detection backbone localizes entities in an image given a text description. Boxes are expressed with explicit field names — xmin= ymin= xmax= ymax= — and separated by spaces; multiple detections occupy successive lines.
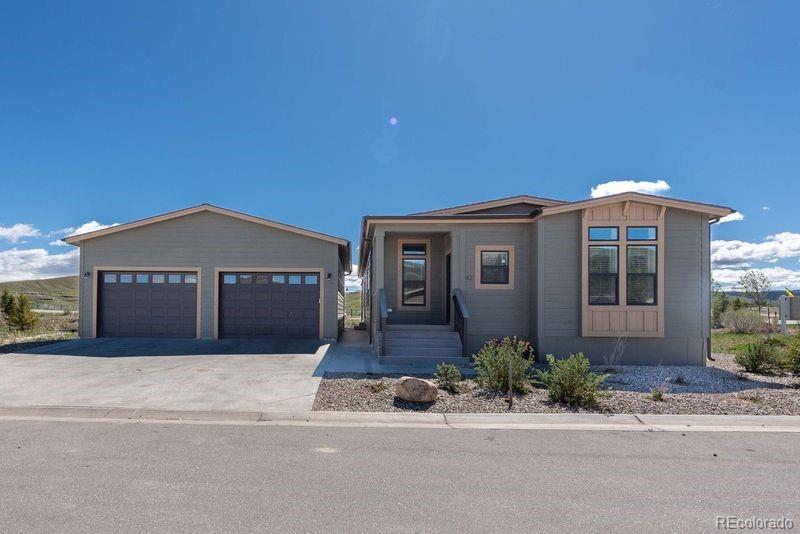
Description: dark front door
xmin=219 ymin=272 xmax=320 ymax=338
xmin=98 ymin=271 xmax=197 ymax=338
xmin=445 ymin=253 xmax=451 ymax=323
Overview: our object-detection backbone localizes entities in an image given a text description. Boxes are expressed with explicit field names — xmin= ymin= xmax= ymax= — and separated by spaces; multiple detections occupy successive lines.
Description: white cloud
xmin=68 ymin=220 xmax=119 ymax=236
xmin=49 ymin=220 xmax=119 ymax=246
xmin=345 ymin=263 xmax=362 ymax=292
xmin=713 ymin=266 xmax=800 ymax=289
xmin=590 ymin=179 xmax=670 ymax=199
xmin=762 ymin=206 xmax=771 ymax=211
xmin=0 ymin=248 xmax=80 ymax=282
xmin=0 ymin=223 xmax=41 ymax=243
xmin=711 ymin=232 xmax=800 ymax=265
xmin=716 ymin=212 xmax=744 ymax=224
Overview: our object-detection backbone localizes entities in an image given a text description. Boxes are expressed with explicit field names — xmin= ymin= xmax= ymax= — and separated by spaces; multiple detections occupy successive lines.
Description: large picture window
xmin=627 ymin=245 xmax=657 ymax=305
xmin=588 ymin=245 xmax=618 ymax=305
xmin=400 ymin=241 xmax=427 ymax=307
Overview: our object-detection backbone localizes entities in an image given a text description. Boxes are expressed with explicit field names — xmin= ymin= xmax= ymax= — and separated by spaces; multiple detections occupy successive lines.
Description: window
xmin=304 ymin=275 xmax=318 ymax=285
xmin=272 ymin=275 xmax=285 ymax=284
xmin=223 ymin=274 xmax=237 ymax=284
xmin=168 ymin=274 xmax=182 ymax=284
xmin=152 ymin=274 xmax=165 ymax=284
xmin=401 ymin=243 xmax=426 ymax=256
xmin=120 ymin=274 xmax=133 ymax=283
xmin=480 ymin=251 xmax=509 ymax=284
xmin=402 ymin=259 xmax=426 ymax=306
xmin=588 ymin=246 xmax=618 ymax=305
xmin=256 ymin=275 xmax=269 ymax=284
xmin=288 ymin=275 xmax=302 ymax=284
xmin=627 ymin=245 xmax=657 ymax=305
xmin=588 ymin=227 xmax=618 ymax=241
xmin=239 ymin=274 xmax=253 ymax=284
xmin=184 ymin=274 xmax=197 ymax=284
xmin=103 ymin=273 xmax=117 ymax=283
xmin=627 ymin=226 xmax=657 ymax=241
xmin=136 ymin=274 xmax=149 ymax=284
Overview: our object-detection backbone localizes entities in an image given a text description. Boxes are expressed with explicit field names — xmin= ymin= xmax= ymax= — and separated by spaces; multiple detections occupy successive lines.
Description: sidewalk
xmin=2 ymin=405 xmax=800 ymax=432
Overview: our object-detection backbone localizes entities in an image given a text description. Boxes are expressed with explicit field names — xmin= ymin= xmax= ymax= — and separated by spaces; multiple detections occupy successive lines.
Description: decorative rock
xmin=395 ymin=376 xmax=438 ymax=403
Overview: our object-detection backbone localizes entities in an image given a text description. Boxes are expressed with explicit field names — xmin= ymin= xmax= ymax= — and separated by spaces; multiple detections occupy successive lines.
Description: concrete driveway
xmin=0 ymin=338 xmax=330 ymax=412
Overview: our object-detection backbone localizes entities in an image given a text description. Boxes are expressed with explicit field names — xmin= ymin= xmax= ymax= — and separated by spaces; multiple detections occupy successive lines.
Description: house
xmin=358 ymin=193 xmax=734 ymax=366
xmin=64 ymin=204 xmax=351 ymax=340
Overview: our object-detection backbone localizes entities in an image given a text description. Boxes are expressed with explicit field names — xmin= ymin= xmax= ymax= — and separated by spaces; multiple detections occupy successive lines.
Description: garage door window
xmin=152 ymin=274 xmax=165 ymax=283
xmin=185 ymin=274 xmax=197 ymax=284
xmin=272 ymin=275 xmax=285 ymax=284
xmin=120 ymin=274 xmax=133 ymax=283
xmin=256 ymin=275 xmax=269 ymax=284
xmin=168 ymin=274 xmax=182 ymax=284
xmin=305 ymin=275 xmax=318 ymax=284
xmin=223 ymin=274 xmax=236 ymax=284
xmin=239 ymin=274 xmax=253 ymax=284
xmin=104 ymin=273 xmax=117 ymax=283
xmin=289 ymin=275 xmax=302 ymax=284
xmin=136 ymin=274 xmax=149 ymax=283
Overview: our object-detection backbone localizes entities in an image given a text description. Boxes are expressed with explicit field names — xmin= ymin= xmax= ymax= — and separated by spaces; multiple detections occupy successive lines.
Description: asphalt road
xmin=1 ymin=420 xmax=798 ymax=533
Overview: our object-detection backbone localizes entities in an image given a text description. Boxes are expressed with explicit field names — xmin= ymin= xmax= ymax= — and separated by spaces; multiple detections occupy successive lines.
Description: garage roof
xmin=63 ymin=204 xmax=352 ymax=266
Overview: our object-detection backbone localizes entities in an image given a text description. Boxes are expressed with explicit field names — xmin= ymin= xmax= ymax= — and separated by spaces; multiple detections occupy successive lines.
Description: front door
xmin=445 ymin=253 xmax=451 ymax=323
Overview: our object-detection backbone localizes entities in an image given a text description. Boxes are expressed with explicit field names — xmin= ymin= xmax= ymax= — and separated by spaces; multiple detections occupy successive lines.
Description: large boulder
xmin=395 ymin=376 xmax=438 ymax=403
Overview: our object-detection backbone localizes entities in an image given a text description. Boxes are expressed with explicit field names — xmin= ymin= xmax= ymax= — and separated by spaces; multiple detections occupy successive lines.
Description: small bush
xmin=734 ymin=339 xmax=778 ymax=374
xmin=6 ymin=295 xmax=38 ymax=331
xmin=534 ymin=353 xmax=608 ymax=408
xmin=650 ymin=388 xmax=665 ymax=402
xmin=673 ymin=374 xmax=686 ymax=385
xmin=369 ymin=380 xmax=389 ymax=393
xmin=784 ymin=337 xmax=800 ymax=377
xmin=435 ymin=363 xmax=462 ymax=393
xmin=473 ymin=337 xmax=532 ymax=393
xmin=721 ymin=309 xmax=765 ymax=334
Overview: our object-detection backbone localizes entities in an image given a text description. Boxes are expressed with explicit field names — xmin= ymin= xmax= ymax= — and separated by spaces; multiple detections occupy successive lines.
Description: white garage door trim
xmin=91 ymin=266 xmax=202 ymax=339
xmin=213 ymin=267 xmax=325 ymax=340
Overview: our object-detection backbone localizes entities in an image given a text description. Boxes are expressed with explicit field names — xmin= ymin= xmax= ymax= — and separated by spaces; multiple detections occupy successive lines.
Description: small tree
xmin=731 ymin=297 xmax=745 ymax=311
xmin=7 ymin=295 xmax=38 ymax=331
xmin=738 ymin=269 xmax=771 ymax=314
xmin=0 ymin=290 xmax=14 ymax=324
xmin=711 ymin=278 xmax=729 ymax=328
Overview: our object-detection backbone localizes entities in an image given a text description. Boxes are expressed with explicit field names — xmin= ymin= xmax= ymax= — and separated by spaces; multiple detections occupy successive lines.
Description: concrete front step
xmin=384 ymin=347 xmax=463 ymax=358
xmin=384 ymin=324 xmax=452 ymax=332
xmin=379 ymin=355 xmax=471 ymax=366
xmin=383 ymin=332 xmax=461 ymax=340
xmin=384 ymin=338 xmax=462 ymax=348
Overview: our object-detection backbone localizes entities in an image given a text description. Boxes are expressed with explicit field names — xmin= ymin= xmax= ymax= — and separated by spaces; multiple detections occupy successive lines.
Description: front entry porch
xmin=367 ymin=229 xmax=470 ymax=364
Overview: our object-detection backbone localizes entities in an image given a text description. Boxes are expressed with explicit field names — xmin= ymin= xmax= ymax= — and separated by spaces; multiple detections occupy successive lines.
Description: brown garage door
xmin=98 ymin=271 xmax=197 ymax=338
xmin=219 ymin=272 xmax=320 ymax=339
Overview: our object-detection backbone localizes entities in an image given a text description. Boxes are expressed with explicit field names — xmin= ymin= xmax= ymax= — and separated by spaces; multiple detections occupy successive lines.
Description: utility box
xmin=792 ymin=296 xmax=800 ymax=320
xmin=779 ymin=296 xmax=800 ymax=334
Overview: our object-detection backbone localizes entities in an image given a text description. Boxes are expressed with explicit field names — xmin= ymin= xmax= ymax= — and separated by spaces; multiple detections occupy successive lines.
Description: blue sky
xmin=0 ymin=1 xmax=798 ymax=288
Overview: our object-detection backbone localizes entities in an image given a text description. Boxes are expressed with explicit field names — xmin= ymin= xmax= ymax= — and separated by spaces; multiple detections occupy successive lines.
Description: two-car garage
xmin=70 ymin=204 xmax=350 ymax=341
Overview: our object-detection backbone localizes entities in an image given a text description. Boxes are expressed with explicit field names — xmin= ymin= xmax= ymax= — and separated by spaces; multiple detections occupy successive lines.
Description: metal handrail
xmin=452 ymin=288 xmax=469 ymax=357
xmin=378 ymin=288 xmax=388 ymax=356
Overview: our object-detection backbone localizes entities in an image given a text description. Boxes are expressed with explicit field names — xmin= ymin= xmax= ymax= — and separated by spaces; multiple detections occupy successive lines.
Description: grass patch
xmin=0 ymin=311 xmax=78 ymax=351
xmin=712 ymin=331 xmax=793 ymax=355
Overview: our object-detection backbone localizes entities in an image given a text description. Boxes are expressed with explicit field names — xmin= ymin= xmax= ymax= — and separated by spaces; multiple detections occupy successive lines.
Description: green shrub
xmin=534 ymin=353 xmax=608 ymax=408
xmin=721 ymin=309 xmax=765 ymax=334
xmin=734 ymin=339 xmax=778 ymax=374
xmin=435 ymin=363 xmax=462 ymax=393
xmin=784 ymin=337 xmax=800 ymax=377
xmin=473 ymin=337 xmax=532 ymax=393
xmin=368 ymin=380 xmax=389 ymax=393
xmin=650 ymin=387 xmax=665 ymax=402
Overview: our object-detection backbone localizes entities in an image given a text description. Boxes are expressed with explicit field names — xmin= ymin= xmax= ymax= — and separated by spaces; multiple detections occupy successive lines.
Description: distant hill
xmin=724 ymin=289 xmax=798 ymax=306
xmin=0 ymin=275 xmax=79 ymax=311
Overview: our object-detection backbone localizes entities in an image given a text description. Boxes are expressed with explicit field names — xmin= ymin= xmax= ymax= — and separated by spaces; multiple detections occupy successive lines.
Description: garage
xmin=218 ymin=271 xmax=320 ymax=339
xmin=65 ymin=204 xmax=350 ymax=340
xmin=98 ymin=271 xmax=198 ymax=338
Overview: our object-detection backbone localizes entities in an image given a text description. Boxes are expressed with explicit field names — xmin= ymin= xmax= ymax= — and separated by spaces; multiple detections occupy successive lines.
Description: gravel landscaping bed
xmin=312 ymin=353 xmax=800 ymax=415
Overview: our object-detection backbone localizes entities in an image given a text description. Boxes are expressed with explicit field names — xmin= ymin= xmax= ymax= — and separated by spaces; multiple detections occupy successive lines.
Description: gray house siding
xmin=534 ymin=209 xmax=711 ymax=365
xmin=79 ymin=211 xmax=341 ymax=340
xmin=461 ymin=224 xmax=530 ymax=355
